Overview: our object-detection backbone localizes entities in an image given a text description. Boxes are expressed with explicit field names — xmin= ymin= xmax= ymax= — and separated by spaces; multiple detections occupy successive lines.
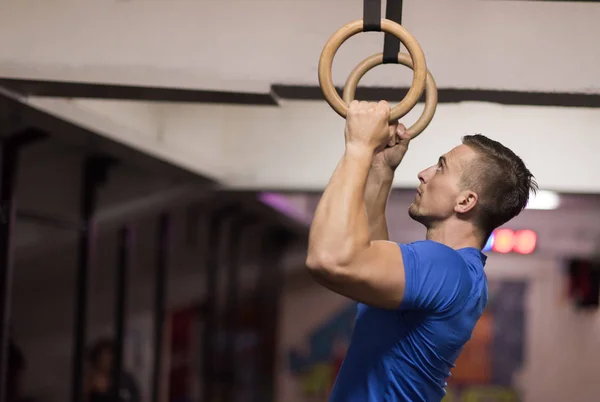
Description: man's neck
xmin=425 ymin=220 xmax=483 ymax=250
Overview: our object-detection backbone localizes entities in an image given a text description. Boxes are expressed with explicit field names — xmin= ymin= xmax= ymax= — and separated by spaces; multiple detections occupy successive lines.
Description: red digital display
xmin=483 ymin=229 xmax=537 ymax=254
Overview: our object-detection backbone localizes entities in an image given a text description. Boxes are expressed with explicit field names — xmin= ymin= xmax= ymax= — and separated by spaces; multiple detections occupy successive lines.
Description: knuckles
xmin=348 ymin=100 xmax=390 ymax=120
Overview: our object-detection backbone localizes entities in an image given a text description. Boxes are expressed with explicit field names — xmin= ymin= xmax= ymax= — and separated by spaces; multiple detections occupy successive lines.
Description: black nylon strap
xmin=383 ymin=0 xmax=403 ymax=64
xmin=363 ymin=0 xmax=381 ymax=32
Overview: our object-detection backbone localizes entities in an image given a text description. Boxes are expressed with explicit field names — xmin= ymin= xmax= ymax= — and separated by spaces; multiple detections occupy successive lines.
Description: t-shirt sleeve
xmin=398 ymin=241 xmax=473 ymax=314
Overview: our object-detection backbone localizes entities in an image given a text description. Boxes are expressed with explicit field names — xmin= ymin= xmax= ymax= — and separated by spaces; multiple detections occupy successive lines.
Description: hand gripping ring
xmin=343 ymin=52 xmax=438 ymax=139
xmin=318 ymin=19 xmax=428 ymax=123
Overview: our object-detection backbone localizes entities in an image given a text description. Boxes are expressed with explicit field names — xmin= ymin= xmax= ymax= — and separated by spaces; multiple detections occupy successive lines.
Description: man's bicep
xmin=313 ymin=240 xmax=407 ymax=310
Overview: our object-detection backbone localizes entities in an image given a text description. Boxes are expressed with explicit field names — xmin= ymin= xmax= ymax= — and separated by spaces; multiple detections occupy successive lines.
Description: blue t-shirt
xmin=329 ymin=240 xmax=488 ymax=402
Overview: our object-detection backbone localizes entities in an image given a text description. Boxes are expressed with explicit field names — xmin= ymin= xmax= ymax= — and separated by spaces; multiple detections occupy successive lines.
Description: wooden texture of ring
xmin=343 ymin=52 xmax=438 ymax=139
xmin=318 ymin=19 xmax=428 ymax=122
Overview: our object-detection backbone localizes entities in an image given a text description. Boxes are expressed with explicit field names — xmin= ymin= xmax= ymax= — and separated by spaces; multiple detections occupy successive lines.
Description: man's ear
xmin=454 ymin=190 xmax=478 ymax=214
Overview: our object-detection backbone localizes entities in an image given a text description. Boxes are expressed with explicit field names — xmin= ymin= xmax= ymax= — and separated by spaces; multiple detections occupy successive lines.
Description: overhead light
xmin=525 ymin=190 xmax=560 ymax=210
xmin=258 ymin=192 xmax=312 ymax=225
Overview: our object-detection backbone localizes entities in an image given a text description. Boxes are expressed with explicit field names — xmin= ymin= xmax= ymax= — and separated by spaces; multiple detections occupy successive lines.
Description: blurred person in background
xmin=85 ymin=338 xmax=140 ymax=402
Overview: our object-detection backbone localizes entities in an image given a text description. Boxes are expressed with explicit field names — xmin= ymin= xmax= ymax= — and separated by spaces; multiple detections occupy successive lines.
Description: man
xmin=306 ymin=101 xmax=537 ymax=401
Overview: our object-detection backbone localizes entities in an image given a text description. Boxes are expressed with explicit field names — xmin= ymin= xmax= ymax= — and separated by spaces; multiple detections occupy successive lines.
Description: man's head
xmin=408 ymin=134 xmax=537 ymax=241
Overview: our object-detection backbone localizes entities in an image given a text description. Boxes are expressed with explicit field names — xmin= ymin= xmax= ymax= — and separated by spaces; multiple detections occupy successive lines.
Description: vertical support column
xmin=241 ymin=224 xmax=268 ymax=400
xmin=70 ymin=155 xmax=112 ymax=402
xmin=222 ymin=217 xmax=241 ymax=401
xmin=222 ymin=215 xmax=257 ymax=402
xmin=255 ymin=229 xmax=291 ymax=402
xmin=202 ymin=213 xmax=218 ymax=402
xmin=112 ymin=225 xmax=133 ymax=401
xmin=0 ymin=139 xmax=18 ymax=402
xmin=151 ymin=213 xmax=170 ymax=402
xmin=0 ymin=129 xmax=43 ymax=402
xmin=201 ymin=205 xmax=236 ymax=402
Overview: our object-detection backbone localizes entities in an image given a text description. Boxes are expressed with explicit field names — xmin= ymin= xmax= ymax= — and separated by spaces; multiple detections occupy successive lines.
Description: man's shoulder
xmin=399 ymin=240 xmax=476 ymax=304
xmin=400 ymin=240 xmax=466 ymax=264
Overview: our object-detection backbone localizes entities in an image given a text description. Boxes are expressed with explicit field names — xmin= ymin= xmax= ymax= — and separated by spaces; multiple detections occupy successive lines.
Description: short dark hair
xmin=460 ymin=134 xmax=538 ymax=237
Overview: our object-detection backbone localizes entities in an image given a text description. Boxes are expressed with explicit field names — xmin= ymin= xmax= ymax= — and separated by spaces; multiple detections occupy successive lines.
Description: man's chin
xmin=408 ymin=204 xmax=425 ymax=223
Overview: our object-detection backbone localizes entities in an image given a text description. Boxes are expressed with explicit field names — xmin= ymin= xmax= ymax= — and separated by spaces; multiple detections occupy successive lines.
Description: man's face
xmin=408 ymin=144 xmax=479 ymax=226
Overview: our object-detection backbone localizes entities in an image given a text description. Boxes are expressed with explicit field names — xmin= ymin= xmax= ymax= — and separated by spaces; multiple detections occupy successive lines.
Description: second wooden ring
xmin=343 ymin=52 xmax=438 ymax=139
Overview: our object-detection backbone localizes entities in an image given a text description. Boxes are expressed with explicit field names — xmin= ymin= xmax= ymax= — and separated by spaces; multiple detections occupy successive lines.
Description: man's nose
xmin=417 ymin=169 xmax=427 ymax=184
xmin=418 ymin=165 xmax=436 ymax=183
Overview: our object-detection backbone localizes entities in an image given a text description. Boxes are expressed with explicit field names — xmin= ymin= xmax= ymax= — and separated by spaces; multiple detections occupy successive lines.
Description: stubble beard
xmin=408 ymin=202 xmax=432 ymax=229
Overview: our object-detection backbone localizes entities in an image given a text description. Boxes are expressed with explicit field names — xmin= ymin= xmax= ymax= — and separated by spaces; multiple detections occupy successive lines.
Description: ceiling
xmin=0 ymin=0 xmax=599 ymax=96
xmin=1 ymin=0 xmax=599 ymax=202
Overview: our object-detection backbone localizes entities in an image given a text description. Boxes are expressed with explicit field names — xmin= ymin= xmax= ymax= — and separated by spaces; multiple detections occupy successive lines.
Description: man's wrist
xmin=344 ymin=143 xmax=374 ymax=165
xmin=365 ymin=166 xmax=394 ymax=209
xmin=369 ymin=164 xmax=396 ymax=182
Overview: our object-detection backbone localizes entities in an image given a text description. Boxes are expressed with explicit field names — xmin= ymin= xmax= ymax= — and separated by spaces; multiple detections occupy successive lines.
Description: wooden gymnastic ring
xmin=318 ymin=19 xmax=428 ymax=122
xmin=343 ymin=52 xmax=438 ymax=139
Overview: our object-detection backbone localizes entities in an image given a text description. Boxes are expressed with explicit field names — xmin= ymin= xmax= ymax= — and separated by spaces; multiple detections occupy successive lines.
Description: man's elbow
xmin=305 ymin=251 xmax=335 ymax=273
xmin=306 ymin=232 xmax=369 ymax=269
xmin=305 ymin=249 xmax=354 ymax=282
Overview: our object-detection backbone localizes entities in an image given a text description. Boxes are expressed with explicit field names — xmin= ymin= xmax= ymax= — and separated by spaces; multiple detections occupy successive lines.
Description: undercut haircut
xmin=460 ymin=134 xmax=538 ymax=237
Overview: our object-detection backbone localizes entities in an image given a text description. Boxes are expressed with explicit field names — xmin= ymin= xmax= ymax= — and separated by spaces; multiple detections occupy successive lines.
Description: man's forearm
xmin=307 ymin=145 xmax=373 ymax=267
xmin=364 ymin=168 xmax=394 ymax=241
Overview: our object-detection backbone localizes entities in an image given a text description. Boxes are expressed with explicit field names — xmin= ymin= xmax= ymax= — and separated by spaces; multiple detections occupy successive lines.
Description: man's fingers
xmin=376 ymin=101 xmax=391 ymax=118
xmin=378 ymin=100 xmax=390 ymax=109
xmin=396 ymin=123 xmax=412 ymax=140
xmin=349 ymin=100 xmax=391 ymax=114
xmin=388 ymin=119 xmax=399 ymax=141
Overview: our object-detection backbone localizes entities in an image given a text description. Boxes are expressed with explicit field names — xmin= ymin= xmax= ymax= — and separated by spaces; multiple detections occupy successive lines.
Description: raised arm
xmin=364 ymin=123 xmax=410 ymax=240
xmin=306 ymin=101 xmax=408 ymax=309
xmin=364 ymin=167 xmax=394 ymax=241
